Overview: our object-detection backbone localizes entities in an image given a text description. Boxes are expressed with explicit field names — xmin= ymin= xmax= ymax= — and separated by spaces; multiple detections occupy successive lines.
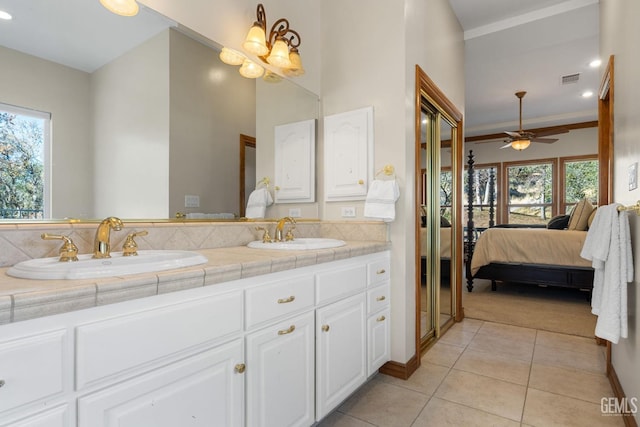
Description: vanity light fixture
xmin=219 ymin=3 xmax=304 ymax=80
xmin=99 ymin=0 xmax=139 ymax=17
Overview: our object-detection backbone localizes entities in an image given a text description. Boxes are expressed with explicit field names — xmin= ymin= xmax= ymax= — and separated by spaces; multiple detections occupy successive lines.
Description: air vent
xmin=561 ymin=73 xmax=580 ymax=85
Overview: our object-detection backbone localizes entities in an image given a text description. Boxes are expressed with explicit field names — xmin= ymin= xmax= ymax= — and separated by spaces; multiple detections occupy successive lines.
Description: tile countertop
xmin=0 ymin=241 xmax=390 ymax=325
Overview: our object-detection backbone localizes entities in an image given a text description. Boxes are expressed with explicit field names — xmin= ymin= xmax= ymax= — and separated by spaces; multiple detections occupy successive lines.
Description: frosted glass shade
xmin=219 ymin=48 xmax=245 ymax=66
xmin=511 ymin=139 xmax=531 ymax=150
xmin=284 ymin=50 xmax=305 ymax=76
xmin=239 ymin=59 xmax=264 ymax=79
xmin=99 ymin=0 xmax=139 ymax=16
xmin=243 ymin=24 xmax=269 ymax=56
xmin=267 ymin=38 xmax=291 ymax=68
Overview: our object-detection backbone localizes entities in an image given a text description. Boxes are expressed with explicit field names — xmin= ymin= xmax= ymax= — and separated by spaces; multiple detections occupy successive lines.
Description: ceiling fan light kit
xmin=502 ymin=91 xmax=563 ymax=150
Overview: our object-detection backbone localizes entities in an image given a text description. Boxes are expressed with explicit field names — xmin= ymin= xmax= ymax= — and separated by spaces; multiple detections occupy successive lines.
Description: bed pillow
xmin=568 ymin=198 xmax=595 ymax=231
xmin=587 ymin=207 xmax=598 ymax=229
xmin=547 ymin=214 xmax=570 ymax=230
xmin=440 ymin=216 xmax=451 ymax=227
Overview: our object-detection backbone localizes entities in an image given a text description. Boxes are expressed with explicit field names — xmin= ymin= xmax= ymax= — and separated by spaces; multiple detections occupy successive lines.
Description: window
xmin=463 ymin=163 xmax=500 ymax=228
xmin=561 ymin=155 xmax=598 ymax=214
xmin=0 ymin=103 xmax=50 ymax=219
xmin=504 ymin=159 xmax=557 ymax=225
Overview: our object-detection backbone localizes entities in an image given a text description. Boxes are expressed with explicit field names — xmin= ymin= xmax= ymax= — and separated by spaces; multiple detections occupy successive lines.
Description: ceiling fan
xmin=501 ymin=91 xmax=567 ymax=150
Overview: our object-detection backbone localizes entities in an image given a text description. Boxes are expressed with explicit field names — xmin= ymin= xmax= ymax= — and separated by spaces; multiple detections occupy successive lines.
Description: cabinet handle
xmin=376 ymin=269 xmax=386 ymax=274
xmin=234 ymin=363 xmax=246 ymax=374
xmin=0 ymin=379 xmax=4 ymax=388
xmin=321 ymin=324 xmax=330 ymax=332
xmin=278 ymin=325 xmax=296 ymax=335
xmin=376 ymin=295 xmax=386 ymax=301
xmin=277 ymin=295 xmax=296 ymax=304
xmin=358 ymin=179 xmax=364 ymax=185
xmin=377 ymin=315 xmax=386 ymax=322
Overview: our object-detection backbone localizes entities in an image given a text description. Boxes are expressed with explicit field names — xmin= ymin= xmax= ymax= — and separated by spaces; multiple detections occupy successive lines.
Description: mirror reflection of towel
xmin=246 ymin=188 xmax=273 ymax=218
xmin=364 ymin=180 xmax=400 ymax=222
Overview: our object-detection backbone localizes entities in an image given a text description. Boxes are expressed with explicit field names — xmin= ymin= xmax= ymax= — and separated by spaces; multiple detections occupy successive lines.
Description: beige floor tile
xmin=450 ymin=318 xmax=484 ymax=333
xmin=467 ymin=331 xmax=535 ymax=362
xmin=438 ymin=327 xmax=477 ymax=347
xmin=453 ymin=348 xmax=531 ymax=385
xmin=317 ymin=411 xmax=376 ymax=427
xmin=422 ymin=342 xmax=465 ymax=368
xmin=523 ymin=388 xmax=625 ymax=427
xmin=338 ymin=377 xmax=430 ymax=427
xmin=529 ymin=363 xmax=614 ymax=404
xmin=536 ymin=329 xmax=604 ymax=356
xmin=533 ymin=343 xmax=606 ymax=374
xmin=476 ymin=321 xmax=537 ymax=342
xmin=435 ymin=369 xmax=527 ymax=421
xmin=378 ymin=362 xmax=449 ymax=396
xmin=412 ymin=397 xmax=520 ymax=427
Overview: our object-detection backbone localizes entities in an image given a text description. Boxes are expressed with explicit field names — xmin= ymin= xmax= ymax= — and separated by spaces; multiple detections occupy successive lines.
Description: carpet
xmin=462 ymin=278 xmax=597 ymax=338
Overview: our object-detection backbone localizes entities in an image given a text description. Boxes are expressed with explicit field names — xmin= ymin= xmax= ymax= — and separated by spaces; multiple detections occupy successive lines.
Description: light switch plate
xmin=629 ymin=163 xmax=638 ymax=191
xmin=185 ymin=195 xmax=200 ymax=208
xmin=341 ymin=207 xmax=356 ymax=217
xmin=288 ymin=208 xmax=302 ymax=218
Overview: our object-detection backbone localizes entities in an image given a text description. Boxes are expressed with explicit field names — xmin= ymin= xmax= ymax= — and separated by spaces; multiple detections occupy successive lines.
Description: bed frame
xmin=464 ymin=150 xmax=594 ymax=292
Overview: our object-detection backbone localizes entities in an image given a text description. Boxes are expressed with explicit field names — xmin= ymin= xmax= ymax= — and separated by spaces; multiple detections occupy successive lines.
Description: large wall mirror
xmin=0 ymin=0 xmax=318 ymax=222
xmin=415 ymin=66 xmax=463 ymax=355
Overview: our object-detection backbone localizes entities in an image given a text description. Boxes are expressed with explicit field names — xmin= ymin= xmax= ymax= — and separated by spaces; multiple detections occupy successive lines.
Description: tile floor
xmin=318 ymin=319 xmax=626 ymax=427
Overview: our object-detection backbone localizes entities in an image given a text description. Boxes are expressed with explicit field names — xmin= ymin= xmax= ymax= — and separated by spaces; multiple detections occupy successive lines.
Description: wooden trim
xmin=607 ymin=345 xmax=639 ymax=427
xmin=379 ymin=356 xmax=419 ymax=380
xmin=239 ymin=134 xmax=256 ymax=217
xmin=466 ymin=120 xmax=598 ymax=143
xmin=598 ymin=55 xmax=614 ymax=207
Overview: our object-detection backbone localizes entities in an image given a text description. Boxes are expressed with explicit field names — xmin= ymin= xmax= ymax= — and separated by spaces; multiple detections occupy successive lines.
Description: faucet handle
xmin=285 ymin=225 xmax=296 ymax=241
xmin=122 ymin=230 xmax=148 ymax=256
xmin=255 ymin=226 xmax=273 ymax=243
xmin=41 ymin=233 xmax=79 ymax=262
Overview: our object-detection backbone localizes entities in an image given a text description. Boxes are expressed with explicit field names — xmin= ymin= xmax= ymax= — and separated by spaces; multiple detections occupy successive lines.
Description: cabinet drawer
xmin=76 ymin=290 xmax=242 ymax=389
xmin=367 ymin=258 xmax=390 ymax=287
xmin=245 ymin=275 xmax=315 ymax=329
xmin=316 ymin=264 xmax=367 ymax=304
xmin=0 ymin=330 xmax=67 ymax=414
xmin=366 ymin=283 xmax=390 ymax=315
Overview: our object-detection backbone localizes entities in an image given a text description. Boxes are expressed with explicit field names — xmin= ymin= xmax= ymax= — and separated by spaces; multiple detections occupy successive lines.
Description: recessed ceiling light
xmin=0 ymin=10 xmax=12 ymax=20
xmin=589 ymin=59 xmax=602 ymax=68
xmin=582 ymin=91 xmax=594 ymax=98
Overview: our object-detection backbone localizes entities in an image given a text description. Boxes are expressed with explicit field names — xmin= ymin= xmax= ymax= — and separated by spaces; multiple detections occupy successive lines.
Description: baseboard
xmin=379 ymin=355 xmax=419 ymax=380
xmin=607 ymin=348 xmax=638 ymax=427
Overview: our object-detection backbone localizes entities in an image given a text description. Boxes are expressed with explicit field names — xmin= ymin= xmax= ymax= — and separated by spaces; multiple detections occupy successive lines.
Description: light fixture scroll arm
xmin=268 ymin=18 xmax=292 ymax=47
xmin=255 ymin=3 xmax=267 ymax=32
xmin=287 ymin=29 xmax=302 ymax=50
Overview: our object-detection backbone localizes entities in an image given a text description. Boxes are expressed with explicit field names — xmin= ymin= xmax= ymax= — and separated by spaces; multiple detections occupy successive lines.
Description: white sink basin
xmin=247 ymin=238 xmax=346 ymax=251
xmin=6 ymin=250 xmax=208 ymax=280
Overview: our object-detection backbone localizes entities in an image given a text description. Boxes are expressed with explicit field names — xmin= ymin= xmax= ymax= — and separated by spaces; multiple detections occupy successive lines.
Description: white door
xmin=315 ymin=293 xmax=367 ymax=420
xmin=77 ymin=339 xmax=244 ymax=427
xmin=245 ymin=311 xmax=315 ymax=427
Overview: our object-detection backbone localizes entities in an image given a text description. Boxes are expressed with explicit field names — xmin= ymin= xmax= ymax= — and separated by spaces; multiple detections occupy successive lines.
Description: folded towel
xmin=364 ymin=179 xmax=400 ymax=222
xmin=245 ymin=188 xmax=273 ymax=218
xmin=580 ymin=203 xmax=634 ymax=343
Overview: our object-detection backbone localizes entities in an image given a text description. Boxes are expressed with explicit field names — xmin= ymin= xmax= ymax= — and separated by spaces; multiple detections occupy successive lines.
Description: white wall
xmin=0 ymin=46 xmax=93 ymax=219
xmin=92 ymin=30 xmax=170 ymax=218
xmin=468 ymin=127 xmax=598 ymax=165
xmin=169 ymin=30 xmax=256 ymax=217
xmin=601 ymin=0 xmax=640 ymax=417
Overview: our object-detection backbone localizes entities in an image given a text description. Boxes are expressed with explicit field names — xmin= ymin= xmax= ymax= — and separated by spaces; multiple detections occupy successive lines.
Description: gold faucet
xmin=275 ymin=217 xmax=296 ymax=242
xmin=41 ymin=233 xmax=79 ymax=262
xmin=122 ymin=230 xmax=148 ymax=256
xmin=93 ymin=216 xmax=124 ymax=259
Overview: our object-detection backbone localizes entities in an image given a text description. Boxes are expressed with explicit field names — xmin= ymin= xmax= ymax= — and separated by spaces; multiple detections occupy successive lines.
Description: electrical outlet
xmin=184 ymin=195 xmax=200 ymax=208
xmin=288 ymin=208 xmax=302 ymax=218
xmin=341 ymin=207 xmax=356 ymax=218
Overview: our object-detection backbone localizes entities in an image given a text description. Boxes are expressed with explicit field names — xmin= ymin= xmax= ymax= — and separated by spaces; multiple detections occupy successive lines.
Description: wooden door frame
xmin=239 ymin=134 xmax=256 ymax=217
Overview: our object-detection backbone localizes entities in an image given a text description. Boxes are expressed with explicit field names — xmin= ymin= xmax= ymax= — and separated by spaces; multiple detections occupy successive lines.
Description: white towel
xmin=364 ymin=180 xmax=400 ymax=222
xmin=245 ymin=188 xmax=273 ymax=219
xmin=580 ymin=203 xmax=634 ymax=343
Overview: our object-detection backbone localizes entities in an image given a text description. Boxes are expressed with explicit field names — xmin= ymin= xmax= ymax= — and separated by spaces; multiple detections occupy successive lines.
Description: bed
xmin=421 ymin=227 xmax=452 ymax=281
xmin=465 ymin=150 xmax=595 ymax=293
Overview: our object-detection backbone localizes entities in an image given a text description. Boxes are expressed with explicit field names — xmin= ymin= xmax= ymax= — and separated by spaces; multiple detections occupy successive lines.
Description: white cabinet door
xmin=0 ymin=405 xmax=69 ymax=427
xmin=245 ymin=311 xmax=315 ymax=427
xmin=77 ymin=339 xmax=244 ymax=427
xmin=324 ymin=106 xmax=373 ymax=201
xmin=315 ymin=293 xmax=367 ymax=420
xmin=274 ymin=119 xmax=316 ymax=203
xmin=368 ymin=307 xmax=391 ymax=376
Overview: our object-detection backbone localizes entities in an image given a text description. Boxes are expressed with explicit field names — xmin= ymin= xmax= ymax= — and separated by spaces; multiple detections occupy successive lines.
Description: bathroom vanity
xmin=0 ymin=244 xmax=390 ymax=427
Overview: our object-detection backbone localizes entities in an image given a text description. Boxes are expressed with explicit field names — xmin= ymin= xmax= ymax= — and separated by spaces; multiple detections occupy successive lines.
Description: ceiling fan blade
xmin=531 ymin=137 xmax=558 ymax=143
xmin=504 ymin=131 xmax=521 ymax=138
xmin=500 ymin=142 xmax=513 ymax=149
